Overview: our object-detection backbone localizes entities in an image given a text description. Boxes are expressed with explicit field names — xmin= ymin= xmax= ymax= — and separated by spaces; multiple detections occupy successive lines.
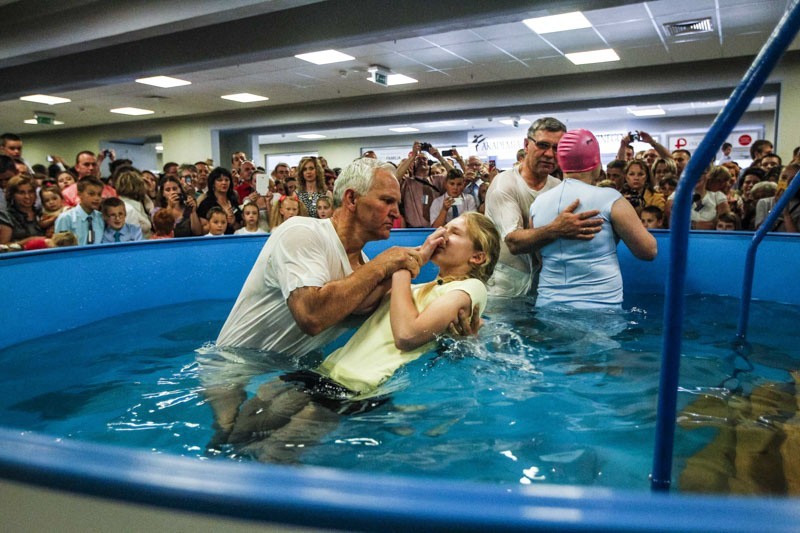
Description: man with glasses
xmin=485 ymin=117 xmax=603 ymax=297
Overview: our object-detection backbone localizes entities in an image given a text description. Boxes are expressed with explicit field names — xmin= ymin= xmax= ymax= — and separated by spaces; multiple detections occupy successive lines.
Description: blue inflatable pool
xmin=2 ymin=230 xmax=800 ymax=531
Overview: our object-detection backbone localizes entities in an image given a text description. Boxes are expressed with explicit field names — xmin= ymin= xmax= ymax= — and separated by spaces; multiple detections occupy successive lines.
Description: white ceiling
xmin=0 ymin=0 xmax=795 ymax=144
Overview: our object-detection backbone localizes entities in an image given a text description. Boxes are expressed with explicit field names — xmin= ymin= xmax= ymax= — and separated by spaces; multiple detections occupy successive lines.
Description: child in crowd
xmin=429 ymin=169 xmax=478 ymax=227
xmin=54 ymin=176 xmax=105 ymax=245
xmin=150 ymin=209 xmax=176 ymax=239
xmin=268 ymin=195 xmax=302 ymax=229
xmin=206 ymin=206 xmax=229 ymax=236
xmin=658 ymin=176 xmax=678 ymax=198
xmin=21 ymin=231 xmax=78 ymax=250
xmin=315 ymin=196 xmax=332 ymax=219
xmin=38 ymin=185 xmax=68 ymax=237
xmin=716 ymin=212 xmax=741 ymax=231
xmin=101 ymin=197 xmax=143 ymax=243
xmin=234 ymin=202 xmax=268 ymax=235
xmin=640 ymin=205 xmax=664 ymax=229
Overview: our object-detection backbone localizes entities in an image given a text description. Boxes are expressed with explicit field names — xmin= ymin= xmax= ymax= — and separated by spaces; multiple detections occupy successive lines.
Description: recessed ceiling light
xmin=20 ymin=94 xmax=71 ymax=105
xmin=221 ymin=93 xmax=269 ymax=103
xmin=295 ymin=49 xmax=355 ymax=65
xmin=297 ymin=134 xmax=326 ymax=139
xmin=629 ymin=107 xmax=666 ymax=117
xmin=387 ymin=74 xmax=418 ymax=86
xmin=565 ymin=49 xmax=620 ymax=65
xmin=110 ymin=107 xmax=155 ymax=116
xmin=522 ymin=12 xmax=591 ymax=34
xmin=389 ymin=127 xmax=420 ymax=133
xmin=499 ymin=118 xmax=532 ymax=126
xmin=24 ymin=119 xmax=65 ymax=125
xmin=135 ymin=76 xmax=191 ymax=88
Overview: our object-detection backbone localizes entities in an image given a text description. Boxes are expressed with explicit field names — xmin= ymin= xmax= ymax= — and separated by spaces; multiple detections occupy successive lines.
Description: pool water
xmin=1 ymin=293 xmax=798 ymax=493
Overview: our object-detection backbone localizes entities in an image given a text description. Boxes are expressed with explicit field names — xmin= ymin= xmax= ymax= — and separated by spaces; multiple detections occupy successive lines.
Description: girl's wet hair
xmin=461 ymin=212 xmax=500 ymax=283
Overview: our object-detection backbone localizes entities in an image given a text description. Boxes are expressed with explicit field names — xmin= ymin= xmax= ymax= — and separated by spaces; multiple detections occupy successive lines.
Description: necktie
xmin=451 ymin=201 xmax=458 ymax=219
xmin=114 ymin=231 xmax=121 ymax=242
xmin=86 ymin=217 xmax=94 ymax=244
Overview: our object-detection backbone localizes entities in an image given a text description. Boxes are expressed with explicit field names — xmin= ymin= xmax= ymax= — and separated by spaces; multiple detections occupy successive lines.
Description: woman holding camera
xmin=152 ymin=175 xmax=202 ymax=237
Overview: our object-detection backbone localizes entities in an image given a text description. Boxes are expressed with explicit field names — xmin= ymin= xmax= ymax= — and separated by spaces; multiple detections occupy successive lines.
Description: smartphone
xmin=442 ymin=150 xmax=454 ymax=157
xmin=256 ymin=173 xmax=271 ymax=195
xmin=451 ymin=197 xmax=464 ymax=206
xmin=46 ymin=155 xmax=53 ymax=162
xmin=488 ymin=159 xmax=496 ymax=170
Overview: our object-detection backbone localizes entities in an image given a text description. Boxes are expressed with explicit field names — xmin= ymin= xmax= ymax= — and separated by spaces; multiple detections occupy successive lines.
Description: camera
xmin=442 ymin=149 xmax=454 ymax=157
xmin=419 ymin=142 xmax=433 ymax=153
xmin=628 ymin=132 xmax=639 ymax=143
xmin=102 ymin=149 xmax=112 ymax=158
xmin=179 ymin=192 xmax=187 ymax=204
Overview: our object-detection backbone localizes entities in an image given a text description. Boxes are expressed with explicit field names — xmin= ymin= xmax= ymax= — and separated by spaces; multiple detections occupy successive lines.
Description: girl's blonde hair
xmin=268 ymin=194 xmax=308 ymax=228
xmin=418 ymin=212 xmax=500 ymax=298
xmin=461 ymin=212 xmax=500 ymax=283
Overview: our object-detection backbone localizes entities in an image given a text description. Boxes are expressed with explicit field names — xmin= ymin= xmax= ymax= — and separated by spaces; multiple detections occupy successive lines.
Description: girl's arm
xmin=389 ymin=270 xmax=473 ymax=351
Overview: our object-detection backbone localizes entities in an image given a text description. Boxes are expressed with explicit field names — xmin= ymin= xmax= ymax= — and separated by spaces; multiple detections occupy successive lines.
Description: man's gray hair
xmin=527 ymin=117 xmax=567 ymax=138
xmin=332 ymin=157 xmax=396 ymax=208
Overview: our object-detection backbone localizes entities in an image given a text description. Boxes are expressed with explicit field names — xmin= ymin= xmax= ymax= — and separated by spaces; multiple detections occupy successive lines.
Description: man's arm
xmin=287 ymin=228 xmax=447 ymax=336
xmin=287 ymin=247 xmax=421 ymax=336
xmin=426 ymin=145 xmax=454 ymax=172
xmin=395 ymin=142 xmax=420 ymax=179
xmin=507 ymin=199 xmax=603 ymax=255
xmin=637 ymin=130 xmax=672 ymax=160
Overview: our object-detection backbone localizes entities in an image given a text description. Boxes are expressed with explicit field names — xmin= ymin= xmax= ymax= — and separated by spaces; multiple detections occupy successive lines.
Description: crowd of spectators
xmin=0 ymin=127 xmax=798 ymax=253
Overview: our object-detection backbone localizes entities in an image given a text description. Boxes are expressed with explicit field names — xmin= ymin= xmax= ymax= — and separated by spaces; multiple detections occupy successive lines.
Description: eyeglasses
xmin=527 ymin=137 xmax=558 ymax=153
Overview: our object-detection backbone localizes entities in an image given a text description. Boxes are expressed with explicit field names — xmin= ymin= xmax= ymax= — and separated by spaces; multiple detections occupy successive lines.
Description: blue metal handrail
xmin=650 ymin=0 xmax=800 ymax=492
xmin=737 ymin=169 xmax=800 ymax=340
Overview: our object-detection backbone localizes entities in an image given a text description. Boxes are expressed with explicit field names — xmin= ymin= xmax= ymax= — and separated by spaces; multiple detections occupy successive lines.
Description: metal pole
xmin=736 ymin=169 xmax=800 ymax=340
xmin=650 ymin=0 xmax=800 ymax=491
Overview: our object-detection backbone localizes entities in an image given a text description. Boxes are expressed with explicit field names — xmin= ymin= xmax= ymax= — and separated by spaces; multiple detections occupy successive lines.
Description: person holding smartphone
xmin=429 ymin=169 xmax=477 ymax=228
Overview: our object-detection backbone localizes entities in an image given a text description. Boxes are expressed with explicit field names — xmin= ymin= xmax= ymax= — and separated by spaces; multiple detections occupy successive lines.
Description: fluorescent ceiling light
xmin=629 ymin=107 xmax=666 ymax=117
xmin=499 ymin=118 xmax=531 ymax=126
xmin=24 ymin=119 xmax=65 ymax=125
xmin=387 ymin=74 xmax=418 ymax=86
xmin=565 ymin=49 xmax=620 ymax=65
xmin=221 ymin=93 xmax=269 ymax=103
xmin=20 ymin=94 xmax=71 ymax=105
xmin=135 ymin=75 xmax=191 ymax=88
xmin=295 ymin=49 xmax=355 ymax=65
xmin=298 ymin=134 xmax=326 ymax=139
xmin=389 ymin=127 xmax=420 ymax=133
xmin=110 ymin=107 xmax=154 ymax=116
xmin=522 ymin=12 xmax=591 ymax=34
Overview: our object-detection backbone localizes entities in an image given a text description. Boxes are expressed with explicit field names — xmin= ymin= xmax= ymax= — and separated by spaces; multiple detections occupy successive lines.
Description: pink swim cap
xmin=556 ymin=129 xmax=601 ymax=173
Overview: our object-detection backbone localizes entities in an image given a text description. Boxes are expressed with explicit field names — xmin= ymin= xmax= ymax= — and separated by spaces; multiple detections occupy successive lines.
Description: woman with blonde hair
xmin=114 ymin=167 xmax=154 ymax=238
xmin=295 ymin=156 xmax=329 ymax=218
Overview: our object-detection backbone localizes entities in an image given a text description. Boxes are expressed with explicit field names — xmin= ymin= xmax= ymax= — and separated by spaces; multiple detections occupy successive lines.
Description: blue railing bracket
xmin=650 ymin=0 xmax=800 ymax=492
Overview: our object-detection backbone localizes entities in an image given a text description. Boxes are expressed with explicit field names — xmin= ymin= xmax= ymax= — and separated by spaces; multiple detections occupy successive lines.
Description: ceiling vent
xmin=663 ymin=17 xmax=713 ymax=37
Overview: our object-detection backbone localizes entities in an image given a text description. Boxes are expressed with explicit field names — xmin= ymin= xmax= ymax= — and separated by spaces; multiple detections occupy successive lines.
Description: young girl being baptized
xmin=224 ymin=212 xmax=500 ymax=463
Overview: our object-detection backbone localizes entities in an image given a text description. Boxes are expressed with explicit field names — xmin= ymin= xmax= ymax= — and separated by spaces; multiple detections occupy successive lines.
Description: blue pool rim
xmin=2 ymin=229 xmax=800 ymax=530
